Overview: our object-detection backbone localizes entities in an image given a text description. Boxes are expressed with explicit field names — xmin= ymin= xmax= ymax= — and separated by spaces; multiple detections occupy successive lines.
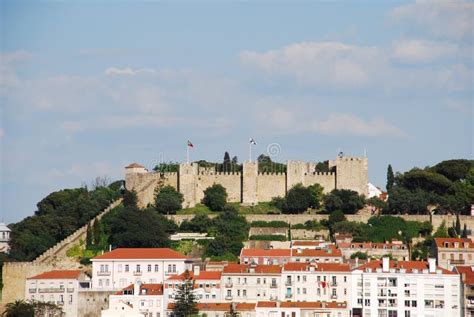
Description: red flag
xmin=187 ymin=140 xmax=194 ymax=148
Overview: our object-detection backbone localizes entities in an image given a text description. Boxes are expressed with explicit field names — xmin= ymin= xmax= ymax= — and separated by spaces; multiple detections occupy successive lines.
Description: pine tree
xmin=386 ymin=164 xmax=394 ymax=191
xmin=173 ymin=270 xmax=198 ymax=317
xmin=455 ymin=213 xmax=461 ymax=237
xmin=223 ymin=152 xmax=231 ymax=173
xmin=226 ymin=303 xmax=238 ymax=317
xmin=462 ymin=223 xmax=468 ymax=238
xmin=86 ymin=223 xmax=93 ymax=248
xmin=92 ymin=219 xmax=101 ymax=246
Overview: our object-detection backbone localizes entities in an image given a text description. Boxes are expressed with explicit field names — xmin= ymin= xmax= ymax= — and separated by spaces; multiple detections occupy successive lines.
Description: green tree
xmin=106 ymin=207 xmax=170 ymax=248
xmin=367 ymin=197 xmax=387 ymax=213
xmin=85 ymin=223 xmax=93 ymax=248
xmin=123 ymin=190 xmax=139 ymax=210
xmin=227 ymin=303 xmax=239 ymax=317
xmin=283 ymin=184 xmax=313 ymax=214
xmin=180 ymin=214 xmax=214 ymax=233
xmin=155 ymin=186 xmax=184 ymax=215
xmin=455 ymin=213 xmax=461 ymax=237
xmin=462 ymin=223 xmax=468 ymax=238
xmin=433 ymin=220 xmax=449 ymax=238
xmin=324 ymin=189 xmax=365 ymax=214
xmin=172 ymin=270 xmax=198 ymax=317
xmin=153 ymin=162 xmax=180 ymax=173
xmin=431 ymin=159 xmax=474 ymax=182
xmin=328 ymin=210 xmax=347 ymax=227
xmin=307 ymin=184 xmax=324 ymax=209
xmin=223 ymin=152 xmax=231 ymax=172
xmin=350 ymin=251 xmax=368 ymax=260
xmin=202 ymin=184 xmax=228 ymax=211
xmin=315 ymin=161 xmax=330 ymax=173
xmin=2 ymin=300 xmax=34 ymax=317
xmin=386 ymin=164 xmax=394 ymax=191
xmin=386 ymin=187 xmax=430 ymax=214
xmin=92 ymin=219 xmax=101 ymax=246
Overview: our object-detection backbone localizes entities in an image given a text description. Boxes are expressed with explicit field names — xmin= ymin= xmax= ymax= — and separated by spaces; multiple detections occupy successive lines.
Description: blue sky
xmin=1 ymin=0 xmax=472 ymax=223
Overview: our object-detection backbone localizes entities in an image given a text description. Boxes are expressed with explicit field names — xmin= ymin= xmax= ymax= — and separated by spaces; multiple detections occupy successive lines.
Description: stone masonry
xmin=126 ymin=155 xmax=369 ymax=208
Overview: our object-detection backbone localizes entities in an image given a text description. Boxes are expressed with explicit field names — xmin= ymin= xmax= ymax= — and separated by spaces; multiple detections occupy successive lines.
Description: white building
xmin=434 ymin=237 xmax=474 ymax=270
xmin=25 ymin=270 xmax=90 ymax=317
xmin=0 ymin=222 xmax=11 ymax=253
xmin=91 ymin=248 xmax=188 ymax=290
xmin=291 ymin=247 xmax=343 ymax=263
xmin=221 ymin=264 xmax=282 ymax=302
xmin=255 ymin=301 xmax=350 ymax=317
xmin=165 ymin=266 xmax=222 ymax=303
xmin=281 ymin=262 xmax=351 ymax=303
xmin=101 ymin=282 xmax=164 ymax=317
xmin=351 ymin=257 xmax=461 ymax=317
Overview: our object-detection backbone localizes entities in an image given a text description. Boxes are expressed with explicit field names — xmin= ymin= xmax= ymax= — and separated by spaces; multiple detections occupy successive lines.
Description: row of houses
xmin=24 ymin=237 xmax=474 ymax=317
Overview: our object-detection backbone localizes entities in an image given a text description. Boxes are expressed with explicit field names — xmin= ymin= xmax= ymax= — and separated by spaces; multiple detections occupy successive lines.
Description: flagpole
xmin=249 ymin=140 xmax=252 ymax=162
xmin=186 ymin=145 xmax=189 ymax=164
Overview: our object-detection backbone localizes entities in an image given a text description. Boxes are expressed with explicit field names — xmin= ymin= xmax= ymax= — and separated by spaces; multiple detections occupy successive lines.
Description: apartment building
xmin=101 ymin=283 xmax=164 ymax=317
xmin=240 ymin=249 xmax=292 ymax=265
xmin=281 ymin=262 xmax=351 ymax=303
xmin=291 ymin=241 xmax=335 ymax=249
xmin=25 ymin=270 xmax=90 ymax=317
xmin=337 ymin=241 xmax=409 ymax=261
xmin=165 ymin=266 xmax=222 ymax=302
xmin=434 ymin=238 xmax=474 ymax=270
xmin=221 ymin=264 xmax=282 ymax=302
xmin=351 ymin=258 xmax=461 ymax=317
xmin=291 ymin=247 xmax=343 ymax=263
xmin=91 ymin=248 xmax=188 ymax=290
xmin=454 ymin=266 xmax=474 ymax=317
xmin=255 ymin=301 xmax=350 ymax=317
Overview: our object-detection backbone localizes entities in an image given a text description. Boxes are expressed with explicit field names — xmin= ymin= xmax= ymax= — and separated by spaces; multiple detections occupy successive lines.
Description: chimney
xmin=428 ymin=258 xmax=436 ymax=273
xmin=134 ymin=280 xmax=141 ymax=295
xmin=382 ymin=257 xmax=389 ymax=273
xmin=193 ymin=265 xmax=200 ymax=276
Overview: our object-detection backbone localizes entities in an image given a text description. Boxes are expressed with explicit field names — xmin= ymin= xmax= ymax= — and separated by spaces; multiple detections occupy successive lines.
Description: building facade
xmin=337 ymin=241 xmax=409 ymax=261
xmin=434 ymin=238 xmax=474 ymax=270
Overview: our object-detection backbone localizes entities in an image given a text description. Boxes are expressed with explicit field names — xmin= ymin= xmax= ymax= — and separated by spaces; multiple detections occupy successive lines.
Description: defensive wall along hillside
xmin=126 ymin=156 xmax=369 ymax=209
xmin=1 ymin=199 xmax=122 ymax=305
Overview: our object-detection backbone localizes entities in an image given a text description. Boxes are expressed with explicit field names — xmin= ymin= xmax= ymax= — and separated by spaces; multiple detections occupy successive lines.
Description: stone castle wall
xmin=126 ymin=155 xmax=369 ymax=208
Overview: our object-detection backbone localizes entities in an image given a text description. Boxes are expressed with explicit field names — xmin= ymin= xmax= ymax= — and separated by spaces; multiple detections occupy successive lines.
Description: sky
xmin=0 ymin=0 xmax=473 ymax=224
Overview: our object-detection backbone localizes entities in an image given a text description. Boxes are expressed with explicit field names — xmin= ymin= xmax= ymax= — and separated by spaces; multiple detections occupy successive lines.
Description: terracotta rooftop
xmin=115 ymin=283 xmax=163 ymax=296
xmin=291 ymin=248 xmax=342 ymax=257
xmin=292 ymin=241 xmax=328 ymax=246
xmin=125 ymin=162 xmax=145 ymax=168
xmin=166 ymin=271 xmax=222 ymax=281
xmin=455 ymin=266 xmax=474 ymax=285
xmin=241 ymin=249 xmax=291 ymax=257
xmin=93 ymin=248 xmax=187 ymax=260
xmin=355 ymin=260 xmax=455 ymax=275
xmin=223 ymin=264 xmax=282 ymax=274
xmin=283 ymin=262 xmax=350 ymax=272
xmin=28 ymin=270 xmax=82 ymax=280
xmin=338 ymin=241 xmax=407 ymax=249
xmin=167 ymin=303 xmax=255 ymax=311
xmin=280 ymin=301 xmax=347 ymax=309
xmin=434 ymin=238 xmax=474 ymax=249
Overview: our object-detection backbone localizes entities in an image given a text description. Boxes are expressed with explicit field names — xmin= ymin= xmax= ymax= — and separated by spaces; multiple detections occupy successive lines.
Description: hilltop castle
xmin=125 ymin=155 xmax=368 ymax=209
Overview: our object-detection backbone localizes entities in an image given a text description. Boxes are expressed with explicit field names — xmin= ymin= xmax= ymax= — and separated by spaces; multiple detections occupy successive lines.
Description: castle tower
xmin=179 ymin=163 xmax=198 ymax=208
xmin=242 ymin=161 xmax=258 ymax=205
xmin=334 ymin=156 xmax=368 ymax=196
xmin=286 ymin=160 xmax=307 ymax=190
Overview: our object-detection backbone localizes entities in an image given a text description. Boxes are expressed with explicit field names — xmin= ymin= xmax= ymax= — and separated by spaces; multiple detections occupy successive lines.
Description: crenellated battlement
xmin=126 ymin=155 xmax=368 ymax=208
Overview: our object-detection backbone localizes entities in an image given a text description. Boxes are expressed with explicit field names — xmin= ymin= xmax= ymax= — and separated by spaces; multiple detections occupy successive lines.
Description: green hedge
xmin=250 ymin=221 xmax=289 ymax=228
xmin=249 ymin=234 xmax=287 ymax=241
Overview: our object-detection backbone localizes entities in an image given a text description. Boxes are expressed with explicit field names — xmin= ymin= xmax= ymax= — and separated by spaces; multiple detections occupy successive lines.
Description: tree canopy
xmin=155 ymin=186 xmax=184 ymax=215
xmin=202 ymin=184 xmax=228 ymax=211
xmin=323 ymin=189 xmax=365 ymax=214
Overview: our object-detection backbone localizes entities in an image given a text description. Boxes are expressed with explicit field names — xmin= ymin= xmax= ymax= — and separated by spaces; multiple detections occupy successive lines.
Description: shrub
xmin=249 ymin=235 xmax=287 ymax=241
xmin=250 ymin=221 xmax=288 ymax=228
xmin=155 ymin=186 xmax=184 ymax=215
xmin=202 ymin=184 xmax=228 ymax=211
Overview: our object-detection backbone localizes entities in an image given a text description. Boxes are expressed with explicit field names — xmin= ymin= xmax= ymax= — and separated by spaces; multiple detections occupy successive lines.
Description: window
xmin=148 ymin=265 xmax=152 ymax=272
xmin=405 ymin=300 xmax=410 ymax=307
xmin=155 ymin=265 xmax=159 ymax=272
xmin=411 ymin=300 xmax=417 ymax=307
xmin=404 ymin=312 xmax=410 ymax=317
xmin=243 ymin=290 xmax=246 ymax=297
xmin=303 ymin=275 xmax=306 ymax=282
xmin=424 ymin=300 xmax=434 ymax=308
xmin=257 ymin=278 xmax=261 ymax=284
xmin=69 ymin=295 xmax=73 ymax=304
xmin=344 ymin=276 xmax=347 ymax=282
xmin=388 ymin=311 xmax=397 ymax=317
xmin=136 ymin=265 xmax=141 ymax=272
xmin=125 ymin=265 xmax=129 ymax=272
xmin=365 ymin=299 xmax=370 ymax=306
xmin=172 ymin=264 xmax=176 ymax=272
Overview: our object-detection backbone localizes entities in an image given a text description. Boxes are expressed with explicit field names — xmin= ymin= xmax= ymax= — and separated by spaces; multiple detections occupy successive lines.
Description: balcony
xmin=225 ymin=295 xmax=233 ymax=300
xmin=133 ymin=271 xmax=142 ymax=276
xmin=29 ymin=288 xmax=36 ymax=293
xmin=270 ymin=284 xmax=278 ymax=288
xmin=225 ymin=282 xmax=233 ymax=288
xmin=331 ymin=294 xmax=337 ymax=299
xmin=165 ymin=271 xmax=177 ymax=275
xmin=451 ymin=259 xmax=466 ymax=265
xmin=285 ymin=280 xmax=293 ymax=286
xmin=38 ymin=288 xmax=65 ymax=293
xmin=285 ymin=293 xmax=292 ymax=299
xmin=67 ymin=288 xmax=74 ymax=293
xmin=331 ymin=282 xmax=337 ymax=287
xmin=96 ymin=271 xmax=111 ymax=276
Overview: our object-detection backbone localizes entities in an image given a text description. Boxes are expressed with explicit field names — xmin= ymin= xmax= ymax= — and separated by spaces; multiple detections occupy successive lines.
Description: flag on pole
xmin=187 ymin=140 xmax=194 ymax=148
xmin=250 ymin=138 xmax=257 ymax=145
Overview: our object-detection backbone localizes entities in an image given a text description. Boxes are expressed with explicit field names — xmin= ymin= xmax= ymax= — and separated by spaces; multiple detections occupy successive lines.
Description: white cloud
xmin=105 ymin=67 xmax=156 ymax=76
xmin=391 ymin=0 xmax=474 ymax=40
xmin=391 ymin=39 xmax=458 ymax=63
xmin=241 ymin=42 xmax=382 ymax=88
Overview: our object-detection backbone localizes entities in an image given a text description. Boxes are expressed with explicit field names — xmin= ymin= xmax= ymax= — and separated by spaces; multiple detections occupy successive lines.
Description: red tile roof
xmin=280 ymin=301 xmax=347 ymax=309
xmin=125 ymin=163 xmax=145 ymax=168
xmin=291 ymin=248 xmax=342 ymax=257
xmin=241 ymin=249 xmax=291 ymax=257
xmin=115 ymin=284 xmax=163 ymax=296
xmin=292 ymin=241 xmax=326 ymax=246
xmin=28 ymin=270 xmax=82 ymax=280
xmin=93 ymin=248 xmax=187 ymax=260
xmin=434 ymin=238 xmax=474 ymax=249
xmin=223 ymin=264 xmax=282 ymax=274
xmin=167 ymin=303 xmax=256 ymax=311
xmin=355 ymin=260 xmax=455 ymax=275
xmin=338 ymin=241 xmax=407 ymax=249
xmin=283 ymin=262 xmax=350 ymax=272
xmin=455 ymin=266 xmax=474 ymax=285
xmin=166 ymin=271 xmax=222 ymax=281
xmin=257 ymin=301 xmax=278 ymax=308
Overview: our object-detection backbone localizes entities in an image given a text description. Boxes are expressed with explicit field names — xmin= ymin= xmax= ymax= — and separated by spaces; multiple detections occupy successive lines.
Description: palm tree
xmin=2 ymin=300 xmax=34 ymax=317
